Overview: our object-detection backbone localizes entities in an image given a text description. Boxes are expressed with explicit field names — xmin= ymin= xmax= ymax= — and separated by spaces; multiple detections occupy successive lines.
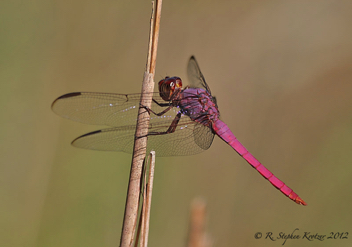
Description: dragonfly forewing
xmin=51 ymin=92 xmax=179 ymax=127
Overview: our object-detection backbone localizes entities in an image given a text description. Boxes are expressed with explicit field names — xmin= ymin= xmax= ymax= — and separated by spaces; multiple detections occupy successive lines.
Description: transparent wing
xmin=187 ymin=56 xmax=212 ymax=94
xmin=51 ymin=92 xmax=178 ymax=127
xmin=187 ymin=56 xmax=218 ymax=107
xmin=72 ymin=117 xmax=215 ymax=157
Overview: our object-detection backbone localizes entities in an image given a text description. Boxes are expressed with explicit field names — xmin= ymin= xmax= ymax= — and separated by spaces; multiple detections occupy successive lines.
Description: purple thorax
xmin=177 ymin=87 xmax=219 ymax=127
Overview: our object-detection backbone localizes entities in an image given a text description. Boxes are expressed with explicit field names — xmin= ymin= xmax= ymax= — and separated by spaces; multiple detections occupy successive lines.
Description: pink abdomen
xmin=212 ymin=120 xmax=306 ymax=205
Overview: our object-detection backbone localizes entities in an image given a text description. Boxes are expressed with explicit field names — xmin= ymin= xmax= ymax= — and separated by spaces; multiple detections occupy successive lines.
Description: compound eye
xmin=169 ymin=81 xmax=174 ymax=87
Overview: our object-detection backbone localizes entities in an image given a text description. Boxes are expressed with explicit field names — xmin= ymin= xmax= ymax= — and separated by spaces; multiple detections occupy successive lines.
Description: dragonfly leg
xmin=140 ymin=103 xmax=174 ymax=117
xmin=152 ymin=98 xmax=171 ymax=107
xmin=148 ymin=112 xmax=182 ymax=135
xmin=137 ymin=112 xmax=181 ymax=139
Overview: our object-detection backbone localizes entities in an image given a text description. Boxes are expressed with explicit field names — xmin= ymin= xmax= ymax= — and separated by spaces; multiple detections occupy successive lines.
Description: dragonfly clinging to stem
xmin=52 ymin=56 xmax=306 ymax=205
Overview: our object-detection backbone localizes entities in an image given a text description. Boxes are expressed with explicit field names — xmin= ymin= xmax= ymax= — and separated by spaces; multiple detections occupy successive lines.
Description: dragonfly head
xmin=158 ymin=76 xmax=183 ymax=101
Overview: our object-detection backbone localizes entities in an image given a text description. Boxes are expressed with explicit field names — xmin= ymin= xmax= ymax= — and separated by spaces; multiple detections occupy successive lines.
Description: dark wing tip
xmin=59 ymin=92 xmax=82 ymax=99
xmin=72 ymin=130 xmax=101 ymax=142
xmin=71 ymin=130 xmax=102 ymax=145
xmin=51 ymin=92 xmax=82 ymax=109
xmin=190 ymin=55 xmax=196 ymax=60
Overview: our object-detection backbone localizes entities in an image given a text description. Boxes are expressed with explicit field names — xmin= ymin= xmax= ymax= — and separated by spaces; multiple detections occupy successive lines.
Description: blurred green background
xmin=1 ymin=1 xmax=352 ymax=246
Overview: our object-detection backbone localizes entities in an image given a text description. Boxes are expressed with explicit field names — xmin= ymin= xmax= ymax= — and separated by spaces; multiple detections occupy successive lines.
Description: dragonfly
xmin=52 ymin=56 xmax=306 ymax=205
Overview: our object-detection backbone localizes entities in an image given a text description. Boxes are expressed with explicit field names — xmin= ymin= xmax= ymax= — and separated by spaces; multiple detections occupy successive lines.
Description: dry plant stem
xmin=121 ymin=72 xmax=153 ymax=247
xmin=134 ymin=151 xmax=155 ymax=247
xmin=133 ymin=158 xmax=148 ymax=247
xmin=141 ymin=151 xmax=155 ymax=247
xmin=149 ymin=1 xmax=162 ymax=74
xmin=133 ymin=214 xmax=143 ymax=247
xmin=146 ymin=1 xmax=154 ymax=72
xmin=140 ymin=158 xmax=148 ymax=247
xmin=120 ymin=1 xmax=162 ymax=247
xmin=187 ymin=198 xmax=210 ymax=247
